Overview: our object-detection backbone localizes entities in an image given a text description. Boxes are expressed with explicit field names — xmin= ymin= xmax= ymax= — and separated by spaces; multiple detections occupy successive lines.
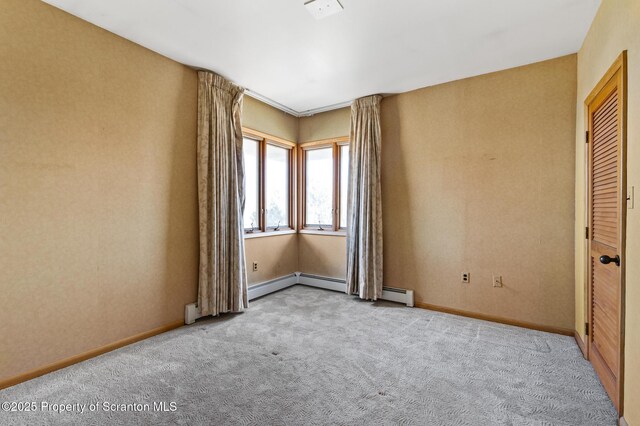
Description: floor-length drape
xmin=197 ymin=71 xmax=248 ymax=316
xmin=346 ymin=95 xmax=383 ymax=300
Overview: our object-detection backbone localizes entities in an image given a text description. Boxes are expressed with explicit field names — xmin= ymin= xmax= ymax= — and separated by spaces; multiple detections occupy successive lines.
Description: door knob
xmin=600 ymin=255 xmax=621 ymax=267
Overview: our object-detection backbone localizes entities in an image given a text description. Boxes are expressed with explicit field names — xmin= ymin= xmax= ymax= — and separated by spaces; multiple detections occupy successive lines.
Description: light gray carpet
xmin=1 ymin=285 xmax=616 ymax=425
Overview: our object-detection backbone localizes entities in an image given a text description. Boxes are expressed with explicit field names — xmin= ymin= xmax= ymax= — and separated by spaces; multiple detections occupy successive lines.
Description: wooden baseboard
xmin=0 ymin=320 xmax=184 ymax=390
xmin=574 ymin=331 xmax=588 ymax=358
xmin=415 ymin=302 xmax=573 ymax=336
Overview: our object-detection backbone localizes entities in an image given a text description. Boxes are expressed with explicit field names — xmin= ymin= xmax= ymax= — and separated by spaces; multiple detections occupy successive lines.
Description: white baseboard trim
xmin=185 ymin=271 xmax=414 ymax=324
xmin=248 ymin=273 xmax=299 ymax=300
xmin=298 ymin=273 xmax=346 ymax=292
xmin=298 ymin=273 xmax=414 ymax=307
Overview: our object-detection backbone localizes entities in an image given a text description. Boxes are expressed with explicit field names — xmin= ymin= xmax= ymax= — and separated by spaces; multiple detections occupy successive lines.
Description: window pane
xmin=305 ymin=147 xmax=333 ymax=226
xmin=265 ymin=144 xmax=289 ymax=228
xmin=243 ymin=138 xmax=259 ymax=230
xmin=340 ymin=145 xmax=349 ymax=228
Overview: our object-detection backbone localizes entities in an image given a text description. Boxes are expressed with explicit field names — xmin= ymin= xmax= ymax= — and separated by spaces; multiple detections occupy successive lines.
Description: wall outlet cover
xmin=493 ymin=275 xmax=503 ymax=287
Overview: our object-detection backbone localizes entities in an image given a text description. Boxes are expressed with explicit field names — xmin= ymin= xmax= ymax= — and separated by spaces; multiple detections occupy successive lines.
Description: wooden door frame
xmin=584 ymin=51 xmax=627 ymax=415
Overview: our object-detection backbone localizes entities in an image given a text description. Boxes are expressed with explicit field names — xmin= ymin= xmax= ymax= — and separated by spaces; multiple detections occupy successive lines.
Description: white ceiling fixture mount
xmin=304 ymin=0 xmax=344 ymax=20
xmin=42 ymin=0 xmax=601 ymax=116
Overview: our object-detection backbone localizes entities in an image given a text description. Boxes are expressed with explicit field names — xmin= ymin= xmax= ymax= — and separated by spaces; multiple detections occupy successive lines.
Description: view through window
xmin=340 ymin=145 xmax=349 ymax=228
xmin=265 ymin=144 xmax=289 ymax=228
xmin=243 ymin=137 xmax=259 ymax=230
xmin=305 ymin=147 xmax=333 ymax=227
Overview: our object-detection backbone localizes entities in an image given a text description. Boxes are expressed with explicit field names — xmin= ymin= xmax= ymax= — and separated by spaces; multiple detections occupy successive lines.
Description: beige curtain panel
xmin=346 ymin=95 xmax=384 ymax=300
xmin=197 ymin=71 xmax=248 ymax=317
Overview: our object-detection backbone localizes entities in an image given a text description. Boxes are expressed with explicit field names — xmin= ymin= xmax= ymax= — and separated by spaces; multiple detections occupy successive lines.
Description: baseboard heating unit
xmin=298 ymin=273 xmax=415 ymax=307
xmin=185 ymin=272 xmax=414 ymax=324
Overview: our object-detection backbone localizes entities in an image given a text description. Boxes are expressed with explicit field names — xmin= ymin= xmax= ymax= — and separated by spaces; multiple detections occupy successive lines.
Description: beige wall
xmin=0 ymin=0 xmax=199 ymax=381
xmin=244 ymin=96 xmax=298 ymax=142
xmin=381 ymin=55 xmax=577 ymax=330
xmin=245 ymin=234 xmax=298 ymax=284
xmin=298 ymin=234 xmax=347 ymax=279
xmin=574 ymin=1 xmax=640 ymax=422
xmin=298 ymin=107 xmax=350 ymax=142
xmin=297 ymin=109 xmax=350 ymax=279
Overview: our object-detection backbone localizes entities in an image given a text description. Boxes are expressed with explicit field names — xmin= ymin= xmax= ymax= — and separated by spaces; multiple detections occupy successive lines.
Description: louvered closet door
xmin=586 ymin=54 xmax=626 ymax=414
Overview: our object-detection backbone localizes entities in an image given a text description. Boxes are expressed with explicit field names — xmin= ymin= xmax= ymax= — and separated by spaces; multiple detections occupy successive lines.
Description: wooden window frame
xmin=337 ymin=143 xmax=350 ymax=230
xmin=298 ymin=136 xmax=350 ymax=233
xmin=243 ymin=128 xmax=296 ymax=235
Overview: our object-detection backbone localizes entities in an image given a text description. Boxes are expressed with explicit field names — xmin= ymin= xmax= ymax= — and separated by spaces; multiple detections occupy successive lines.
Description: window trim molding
xmin=242 ymin=127 xmax=296 ymax=234
xmin=242 ymin=127 xmax=296 ymax=148
xmin=298 ymin=136 xmax=350 ymax=232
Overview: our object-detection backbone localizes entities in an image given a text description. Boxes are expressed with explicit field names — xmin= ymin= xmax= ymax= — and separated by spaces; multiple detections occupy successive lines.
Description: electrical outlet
xmin=253 ymin=261 xmax=258 ymax=272
xmin=493 ymin=275 xmax=503 ymax=288
xmin=461 ymin=272 xmax=470 ymax=283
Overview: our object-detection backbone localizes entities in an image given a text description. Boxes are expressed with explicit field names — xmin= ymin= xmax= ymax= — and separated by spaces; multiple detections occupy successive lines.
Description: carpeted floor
xmin=1 ymin=285 xmax=617 ymax=425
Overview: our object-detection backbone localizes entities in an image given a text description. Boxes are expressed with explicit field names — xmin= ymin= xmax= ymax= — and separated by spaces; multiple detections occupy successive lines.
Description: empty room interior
xmin=1 ymin=0 xmax=639 ymax=424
